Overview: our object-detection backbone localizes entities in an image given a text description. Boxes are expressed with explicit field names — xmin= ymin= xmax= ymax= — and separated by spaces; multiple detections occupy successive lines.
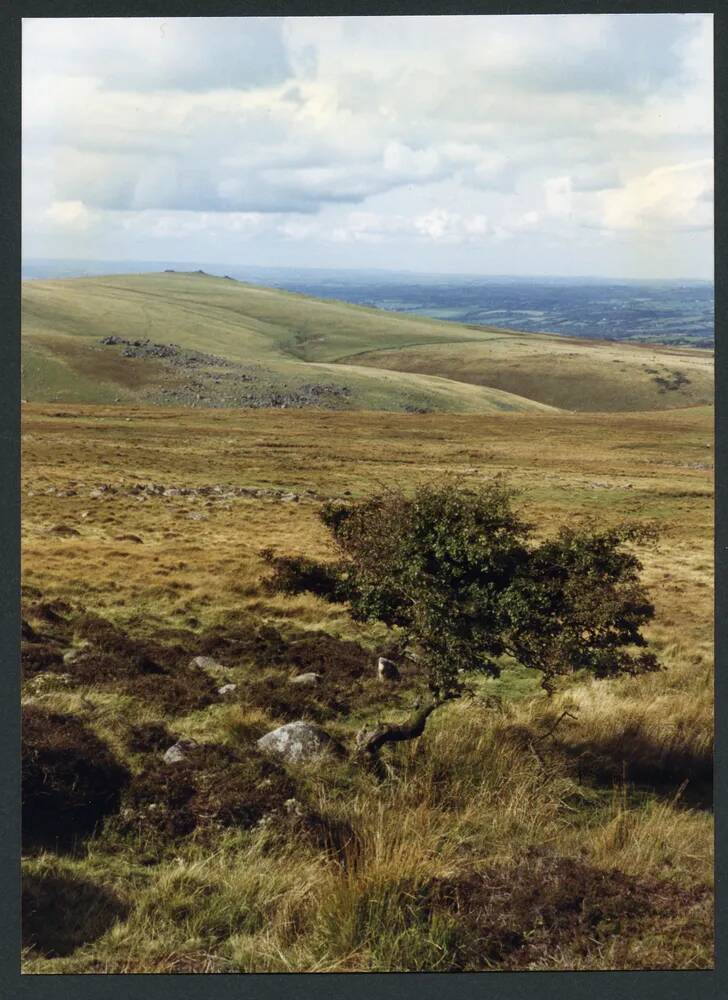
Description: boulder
xmin=163 ymin=738 xmax=199 ymax=765
xmin=289 ymin=672 xmax=321 ymax=687
xmin=377 ymin=656 xmax=400 ymax=682
xmin=218 ymin=683 xmax=237 ymax=696
xmin=257 ymin=721 xmax=344 ymax=764
xmin=190 ymin=655 xmax=224 ymax=671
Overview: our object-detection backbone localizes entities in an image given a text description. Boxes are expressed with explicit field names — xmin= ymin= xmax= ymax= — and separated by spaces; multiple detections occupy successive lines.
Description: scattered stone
xmin=377 ymin=656 xmax=400 ymax=682
xmin=289 ymin=672 xmax=321 ymax=687
xmin=257 ymin=721 xmax=345 ymax=764
xmin=163 ymin=738 xmax=200 ymax=765
xmin=190 ymin=655 xmax=225 ymax=671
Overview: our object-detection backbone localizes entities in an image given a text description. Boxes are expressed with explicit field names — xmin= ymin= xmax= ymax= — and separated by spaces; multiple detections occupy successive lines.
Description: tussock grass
xmin=516 ymin=642 xmax=713 ymax=801
xmin=21 ymin=402 xmax=713 ymax=972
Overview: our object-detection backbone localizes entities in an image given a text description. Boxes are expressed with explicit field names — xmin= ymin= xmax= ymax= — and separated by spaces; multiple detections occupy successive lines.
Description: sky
xmin=22 ymin=14 xmax=713 ymax=280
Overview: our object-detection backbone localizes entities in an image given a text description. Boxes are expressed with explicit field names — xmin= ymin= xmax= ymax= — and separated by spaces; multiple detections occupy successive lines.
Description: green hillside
xmin=22 ymin=271 xmax=713 ymax=413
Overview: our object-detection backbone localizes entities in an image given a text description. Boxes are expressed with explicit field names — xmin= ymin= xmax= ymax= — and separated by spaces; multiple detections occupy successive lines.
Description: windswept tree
xmin=263 ymin=480 xmax=659 ymax=760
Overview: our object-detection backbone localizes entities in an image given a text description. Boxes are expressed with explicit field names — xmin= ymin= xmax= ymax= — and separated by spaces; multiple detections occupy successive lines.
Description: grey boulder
xmin=163 ymin=738 xmax=199 ymax=764
xmin=190 ymin=655 xmax=224 ymax=671
xmin=257 ymin=721 xmax=344 ymax=764
xmin=289 ymin=672 xmax=321 ymax=686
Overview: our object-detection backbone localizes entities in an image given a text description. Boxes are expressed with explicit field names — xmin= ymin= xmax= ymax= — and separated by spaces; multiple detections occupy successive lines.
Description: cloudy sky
xmin=23 ymin=14 xmax=713 ymax=279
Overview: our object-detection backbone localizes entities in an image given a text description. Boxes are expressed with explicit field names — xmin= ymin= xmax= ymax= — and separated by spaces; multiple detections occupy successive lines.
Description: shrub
xmin=122 ymin=720 xmax=177 ymax=755
xmin=23 ymin=864 xmax=129 ymax=957
xmin=119 ymin=744 xmax=295 ymax=843
xmin=266 ymin=481 xmax=659 ymax=702
xmin=22 ymin=706 xmax=130 ymax=851
xmin=21 ymin=641 xmax=65 ymax=679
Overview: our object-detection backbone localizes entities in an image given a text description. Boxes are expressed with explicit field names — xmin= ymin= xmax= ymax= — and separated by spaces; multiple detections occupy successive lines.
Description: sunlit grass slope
xmin=345 ymin=335 xmax=713 ymax=412
xmin=22 ymin=271 xmax=712 ymax=412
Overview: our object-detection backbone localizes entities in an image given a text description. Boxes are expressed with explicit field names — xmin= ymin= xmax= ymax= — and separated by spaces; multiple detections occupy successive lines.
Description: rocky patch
xmin=98 ymin=336 xmax=354 ymax=410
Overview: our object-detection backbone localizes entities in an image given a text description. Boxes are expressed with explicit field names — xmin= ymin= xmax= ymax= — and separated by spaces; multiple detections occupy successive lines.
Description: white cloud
xmin=43 ymin=200 xmax=95 ymax=231
xmin=21 ymin=13 xmax=714 ymax=277
xmin=598 ymin=159 xmax=713 ymax=231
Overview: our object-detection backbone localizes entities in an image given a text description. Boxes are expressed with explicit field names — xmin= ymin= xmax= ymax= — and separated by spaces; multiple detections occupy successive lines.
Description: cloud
xmin=21 ymin=13 xmax=714 ymax=277
xmin=23 ymin=17 xmax=292 ymax=92
xmin=322 ymin=208 xmax=492 ymax=245
xmin=43 ymin=200 xmax=95 ymax=231
xmin=598 ymin=159 xmax=713 ymax=231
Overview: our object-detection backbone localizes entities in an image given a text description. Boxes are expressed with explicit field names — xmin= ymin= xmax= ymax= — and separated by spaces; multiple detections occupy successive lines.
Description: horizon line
xmin=21 ymin=256 xmax=714 ymax=285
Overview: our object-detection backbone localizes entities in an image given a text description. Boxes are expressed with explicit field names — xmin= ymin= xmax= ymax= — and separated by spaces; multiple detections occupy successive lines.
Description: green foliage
xmin=267 ymin=481 xmax=659 ymax=697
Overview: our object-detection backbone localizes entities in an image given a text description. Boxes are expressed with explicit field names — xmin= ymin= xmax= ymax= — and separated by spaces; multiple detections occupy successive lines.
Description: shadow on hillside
xmin=23 ymin=870 xmax=129 ymax=958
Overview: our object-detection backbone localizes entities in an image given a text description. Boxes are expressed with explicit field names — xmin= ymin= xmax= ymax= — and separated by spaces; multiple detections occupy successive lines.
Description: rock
xmin=289 ymin=672 xmax=321 ymax=687
xmin=218 ymin=683 xmax=237 ymax=696
xmin=257 ymin=721 xmax=344 ymax=764
xmin=190 ymin=655 xmax=225 ymax=671
xmin=280 ymin=493 xmax=299 ymax=503
xmin=377 ymin=656 xmax=400 ymax=682
xmin=163 ymin=738 xmax=199 ymax=764
xmin=114 ymin=534 xmax=143 ymax=544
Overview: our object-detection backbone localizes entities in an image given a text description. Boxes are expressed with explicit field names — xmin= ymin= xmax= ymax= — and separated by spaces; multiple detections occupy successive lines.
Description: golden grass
xmin=347 ymin=336 xmax=713 ymax=412
xmin=21 ymin=401 xmax=714 ymax=972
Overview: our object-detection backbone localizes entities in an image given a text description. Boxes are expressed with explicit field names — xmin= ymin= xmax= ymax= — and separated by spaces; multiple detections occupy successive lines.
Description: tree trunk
xmin=355 ymin=697 xmax=442 ymax=759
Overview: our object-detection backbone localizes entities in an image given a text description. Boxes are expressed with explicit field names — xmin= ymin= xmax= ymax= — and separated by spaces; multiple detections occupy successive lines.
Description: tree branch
xmin=355 ymin=696 xmax=447 ymax=758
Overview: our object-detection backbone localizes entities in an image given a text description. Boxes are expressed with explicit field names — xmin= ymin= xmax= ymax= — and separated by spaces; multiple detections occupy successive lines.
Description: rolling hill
xmin=21 ymin=271 xmax=713 ymax=413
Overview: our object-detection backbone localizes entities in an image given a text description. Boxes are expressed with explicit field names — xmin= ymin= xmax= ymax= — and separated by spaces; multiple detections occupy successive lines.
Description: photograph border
xmin=1 ymin=2 xmax=724 ymax=998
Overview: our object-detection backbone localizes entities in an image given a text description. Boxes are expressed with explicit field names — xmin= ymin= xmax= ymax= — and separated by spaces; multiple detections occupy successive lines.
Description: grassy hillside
xmin=345 ymin=335 xmax=713 ymax=412
xmin=22 ymin=272 xmax=713 ymax=413
xmin=21 ymin=401 xmax=713 ymax=972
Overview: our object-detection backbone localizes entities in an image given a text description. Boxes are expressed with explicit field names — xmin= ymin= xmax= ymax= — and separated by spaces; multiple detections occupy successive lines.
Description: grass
xmin=347 ymin=336 xmax=713 ymax=412
xmin=22 ymin=272 xmax=712 ymax=412
xmin=21 ymin=398 xmax=713 ymax=972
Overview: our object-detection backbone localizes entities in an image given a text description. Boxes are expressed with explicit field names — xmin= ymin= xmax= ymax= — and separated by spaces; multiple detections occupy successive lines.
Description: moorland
xmin=21 ymin=273 xmax=714 ymax=972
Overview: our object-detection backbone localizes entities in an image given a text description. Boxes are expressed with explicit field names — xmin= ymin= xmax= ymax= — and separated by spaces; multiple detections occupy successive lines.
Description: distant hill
xmin=21 ymin=271 xmax=713 ymax=414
